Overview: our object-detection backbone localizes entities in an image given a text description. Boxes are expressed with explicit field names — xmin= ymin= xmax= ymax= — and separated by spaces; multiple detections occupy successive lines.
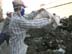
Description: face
xmin=14 ymin=5 xmax=21 ymax=12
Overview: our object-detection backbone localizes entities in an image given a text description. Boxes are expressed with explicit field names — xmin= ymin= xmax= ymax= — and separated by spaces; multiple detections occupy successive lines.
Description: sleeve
xmin=1 ymin=18 xmax=10 ymax=32
xmin=19 ymin=18 xmax=50 ymax=29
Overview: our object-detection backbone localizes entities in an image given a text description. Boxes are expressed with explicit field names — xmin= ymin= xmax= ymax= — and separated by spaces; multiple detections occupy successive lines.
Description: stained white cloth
xmin=53 ymin=15 xmax=60 ymax=26
xmin=8 ymin=12 xmax=49 ymax=54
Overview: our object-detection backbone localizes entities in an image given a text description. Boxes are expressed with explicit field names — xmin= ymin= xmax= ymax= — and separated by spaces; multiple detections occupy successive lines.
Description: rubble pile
xmin=24 ymin=9 xmax=72 ymax=54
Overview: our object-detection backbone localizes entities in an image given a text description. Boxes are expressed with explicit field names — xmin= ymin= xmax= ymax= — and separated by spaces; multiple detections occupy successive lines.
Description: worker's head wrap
xmin=12 ymin=0 xmax=26 ymax=16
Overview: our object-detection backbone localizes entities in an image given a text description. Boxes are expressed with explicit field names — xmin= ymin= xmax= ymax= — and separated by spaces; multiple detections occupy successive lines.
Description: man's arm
xmin=1 ymin=17 xmax=10 ymax=32
xmin=19 ymin=17 xmax=51 ymax=28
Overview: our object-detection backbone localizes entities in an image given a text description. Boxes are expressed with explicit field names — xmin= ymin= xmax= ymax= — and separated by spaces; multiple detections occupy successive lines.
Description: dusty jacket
xmin=8 ymin=12 xmax=49 ymax=54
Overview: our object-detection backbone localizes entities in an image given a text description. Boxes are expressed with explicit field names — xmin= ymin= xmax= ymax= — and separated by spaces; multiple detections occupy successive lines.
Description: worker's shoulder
xmin=11 ymin=16 xmax=22 ymax=23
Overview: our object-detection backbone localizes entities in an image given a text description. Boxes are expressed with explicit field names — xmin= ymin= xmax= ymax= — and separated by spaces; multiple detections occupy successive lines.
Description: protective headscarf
xmin=21 ymin=7 xmax=25 ymax=16
xmin=12 ymin=0 xmax=26 ymax=16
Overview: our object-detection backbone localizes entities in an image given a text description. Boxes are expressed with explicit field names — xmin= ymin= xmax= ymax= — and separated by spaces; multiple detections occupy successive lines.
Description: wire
xmin=46 ymin=2 xmax=72 ymax=9
xmin=40 ymin=0 xmax=58 ymax=7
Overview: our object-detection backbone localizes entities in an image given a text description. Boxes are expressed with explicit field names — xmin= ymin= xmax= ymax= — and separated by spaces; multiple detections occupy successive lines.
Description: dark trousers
xmin=0 ymin=33 xmax=10 ymax=45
